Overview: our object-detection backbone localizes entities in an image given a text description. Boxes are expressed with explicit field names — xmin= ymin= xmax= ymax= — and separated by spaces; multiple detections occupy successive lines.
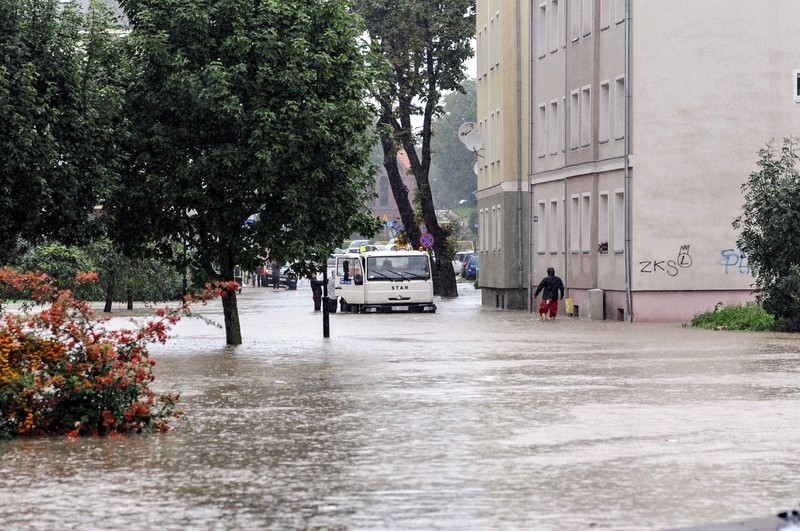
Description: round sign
xmin=420 ymin=232 xmax=435 ymax=248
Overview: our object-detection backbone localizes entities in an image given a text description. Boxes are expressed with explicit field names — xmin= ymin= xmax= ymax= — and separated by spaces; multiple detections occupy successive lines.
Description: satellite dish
xmin=463 ymin=131 xmax=484 ymax=152
xmin=458 ymin=122 xmax=476 ymax=144
xmin=473 ymin=162 xmax=479 ymax=175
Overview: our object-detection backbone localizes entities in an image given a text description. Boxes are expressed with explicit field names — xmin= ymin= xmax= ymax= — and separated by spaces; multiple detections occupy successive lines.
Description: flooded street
xmin=3 ymin=282 xmax=800 ymax=530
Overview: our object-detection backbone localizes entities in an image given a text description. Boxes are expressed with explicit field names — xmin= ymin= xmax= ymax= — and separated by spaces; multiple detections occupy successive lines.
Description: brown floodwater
xmin=2 ymin=282 xmax=800 ymax=530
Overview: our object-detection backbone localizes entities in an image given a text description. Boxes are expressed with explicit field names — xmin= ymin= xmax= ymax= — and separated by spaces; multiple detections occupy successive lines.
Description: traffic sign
xmin=420 ymin=232 xmax=435 ymax=248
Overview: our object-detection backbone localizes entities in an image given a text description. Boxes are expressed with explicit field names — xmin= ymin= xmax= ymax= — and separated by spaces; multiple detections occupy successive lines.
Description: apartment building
xmin=477 ymin=0 xmax=800 ymax=321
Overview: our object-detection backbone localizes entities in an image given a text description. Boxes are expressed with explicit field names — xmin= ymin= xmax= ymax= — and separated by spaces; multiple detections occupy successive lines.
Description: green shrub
xmin=690 ymin=303 xmax=777 ymax=331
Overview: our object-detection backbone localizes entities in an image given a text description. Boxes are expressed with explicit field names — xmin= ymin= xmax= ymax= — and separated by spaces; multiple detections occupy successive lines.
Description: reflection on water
xmin=2 ymin=284 xmax=800 ymax=530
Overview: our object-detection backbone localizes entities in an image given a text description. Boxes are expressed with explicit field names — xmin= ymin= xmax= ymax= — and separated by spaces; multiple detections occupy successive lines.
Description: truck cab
xmin=332 ymin=251 xmax=436 ymax=313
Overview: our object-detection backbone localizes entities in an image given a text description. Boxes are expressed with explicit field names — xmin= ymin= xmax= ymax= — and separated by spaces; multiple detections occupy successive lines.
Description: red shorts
xmin=539 ymin=298 xmax=559 ymax=318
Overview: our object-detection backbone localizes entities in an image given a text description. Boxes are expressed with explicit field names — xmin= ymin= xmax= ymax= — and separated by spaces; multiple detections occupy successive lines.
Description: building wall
xmin=476 ymin=0 xmax=531 ymax=310
xmin=519 ymin=0 xmax=800 ymax=322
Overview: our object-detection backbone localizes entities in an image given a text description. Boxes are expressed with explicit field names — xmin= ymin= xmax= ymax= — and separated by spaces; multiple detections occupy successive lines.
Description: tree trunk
xmin=103 ymin=269 xmax=115 ymax=313
xmin=127 ymin=287 xmax=133 ymax=310
xmin=221 ymin=291 xmax=242 ymax=346
xmin=378 ymin=116 xmax=420 ymax=249
xmin=219 ymin=249 xmax=242 ymax=345
xmin=418 ymin=182 xmax=458 ymax=297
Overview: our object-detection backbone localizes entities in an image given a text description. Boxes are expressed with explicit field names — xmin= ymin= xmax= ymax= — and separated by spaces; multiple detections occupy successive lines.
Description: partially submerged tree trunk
xmin=220 ymin=291 xmax=242 ymax=346
xmin=220 ymin=250 xmax=242 ymax=346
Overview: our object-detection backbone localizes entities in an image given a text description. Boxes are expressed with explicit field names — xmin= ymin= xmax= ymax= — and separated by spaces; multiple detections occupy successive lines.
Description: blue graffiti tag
xmin=719 ymin=249 xmax=751 ymax=274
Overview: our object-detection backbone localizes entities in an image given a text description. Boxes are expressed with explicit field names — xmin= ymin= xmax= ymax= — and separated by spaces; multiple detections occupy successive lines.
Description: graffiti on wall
xmin=719 ymin=248 xmax=751 ymax=274
xmin=639 ymin=245 xmax=693 ymax=277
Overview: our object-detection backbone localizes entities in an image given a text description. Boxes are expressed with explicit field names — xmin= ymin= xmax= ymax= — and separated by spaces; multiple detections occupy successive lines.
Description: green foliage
xmin=430 ymin=79 xmax=478 ymax=209
xmin=0 ymin=268 xmax=182 ymax=438
xmin=690 ymin=303 xmax=776 ymax=332
xmin=733 ymin=138 xmax=800 ymax=327
xmin=0 ymin=0 xmax=129 ymax=263
xmin=10 ymin=240 xmax=182 ymax=303
xmin=16 ymin=242 xmax=95 ymax=290
xmin=112 ymin=0 xmax=379 ymax=268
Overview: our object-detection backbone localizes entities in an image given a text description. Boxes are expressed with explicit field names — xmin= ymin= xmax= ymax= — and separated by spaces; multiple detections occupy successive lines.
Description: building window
xmin=570 ymin=91 xmax=579 ymax=149
xmin=599 ymin=192 xmax=609 ymax=251
xmin=550 ymin=0 xmax=560 ymax=52
xmin=581 ymin=193 xmax=591 ymax=253
xmin=379 ymin=176 xmax=389 ymax=207
xmin=492 ymin=13 xmax=501 ymax=67
xmin=549 ymin=199 xmax=559 ymax=254
xmin=538 ymin=3 xmax=547 ymax=58
xmin=570 ymin=0 xmax=580 ymax=41
xmin=477 ymin=29 xmax=483 ymax=77
xmin=481 ymin=208 xmax=490 ymax=253
xmin=496 ymin=204 xmax=502 ymax=251
xmin=561 ymin=96 xmax=566 ymax=152
xmin=599 ymin=81 xmax=610 ymax=143
xmin=613 ymin=190 xmax=625 ymax=252
xmin=581 ymin=0 xmax=592 ymax=37
xmin=614 ymin=76 xmax=625 ymax=140
xmin=614 ymin=0 xmax=624 ymax=24
xmin=580 ymin=85 xmax=591 ymax=147
xmin=537 ymin=202 xmax=546 ymax=254
xmin=492 ymin=109 xmax=501 ymax=164
xmin=538 ymin=104 xmax=547 ymax=157
xmin=600 ymin=0 xmax=609 ymax=30
xmin=479 ymin=26 xmax=488 ymax=77
xmin=794 ymin=70 xmax=800 ymax=103
xmin=549 ymin=100 xmax=559 ymax=155
xmin=570 ymin=195 xmax=580 ymax=253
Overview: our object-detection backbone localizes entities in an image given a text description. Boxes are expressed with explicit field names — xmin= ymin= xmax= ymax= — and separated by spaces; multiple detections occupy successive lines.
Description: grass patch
xmin=690 ymin=303 xmax=776 ymax=331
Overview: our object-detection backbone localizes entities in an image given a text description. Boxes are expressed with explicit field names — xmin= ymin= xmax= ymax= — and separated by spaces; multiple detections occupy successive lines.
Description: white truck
xmin=331 ymin=250 xmax=437 ymax=313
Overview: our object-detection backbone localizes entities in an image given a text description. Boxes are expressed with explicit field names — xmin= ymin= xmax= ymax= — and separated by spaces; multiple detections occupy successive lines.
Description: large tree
xmin=111 ymin=0 xmax=379 ymax=345
xmin=356 ymin=0 xmax=475 ymax=297
xmin=734 ymin=137 xmax=800 ymax=329
xmin=0 ymin=0 xmax=128 ymax=263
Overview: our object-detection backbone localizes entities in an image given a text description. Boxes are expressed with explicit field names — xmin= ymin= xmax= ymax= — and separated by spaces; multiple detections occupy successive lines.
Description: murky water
xmin=2 ymin=282 xmax=800 ymax=530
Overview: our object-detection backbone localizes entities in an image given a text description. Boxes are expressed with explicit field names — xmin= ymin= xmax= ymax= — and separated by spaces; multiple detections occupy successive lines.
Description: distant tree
xmin=430 ymin=79 xmax=477 ymax=209
xmin=111 ymin=0 xmax=380 ymax=344
xmin=733 ymin=137 xmax=800 ymax=329
xmin=0 ymin=0 xmax=129 ymax=263
xmin=355 ymin=0 xmax=475 ymax=298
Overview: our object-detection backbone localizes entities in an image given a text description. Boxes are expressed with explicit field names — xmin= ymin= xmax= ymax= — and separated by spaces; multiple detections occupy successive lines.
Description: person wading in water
xmin=533 ymin=267 xmax=565 ymax=321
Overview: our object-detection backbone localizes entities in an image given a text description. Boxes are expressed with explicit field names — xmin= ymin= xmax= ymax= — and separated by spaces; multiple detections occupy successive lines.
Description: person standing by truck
xmin=270 ymin=260 xmax=280 ymax=290
xmin=310 ymin=274 xmax=324 ymax=311
xmin=533 ymin=267 xmax=565 ymax=321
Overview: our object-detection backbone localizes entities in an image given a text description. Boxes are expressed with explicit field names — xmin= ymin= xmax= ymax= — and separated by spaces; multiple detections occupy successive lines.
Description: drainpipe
xmin=527 ymin=0 xmax=535 ymax=312
xmin=623 ymin=0 xmax=633 ymax=322
xmin=516 ymin=0 xmax=524 ymax=309
xmin=563 ymin=0 xmax=569 ymax=298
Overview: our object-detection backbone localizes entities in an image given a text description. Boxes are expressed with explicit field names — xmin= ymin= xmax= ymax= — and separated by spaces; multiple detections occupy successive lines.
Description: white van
xmin=332 ymin=251 xmax=436 ymax=313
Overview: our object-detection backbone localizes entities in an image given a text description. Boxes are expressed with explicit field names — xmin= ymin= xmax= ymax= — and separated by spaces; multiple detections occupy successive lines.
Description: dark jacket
xmin=534 ymin=274 xmax=564 ymax=301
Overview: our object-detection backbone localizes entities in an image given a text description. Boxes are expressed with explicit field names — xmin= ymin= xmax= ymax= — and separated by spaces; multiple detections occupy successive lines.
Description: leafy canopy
xmin=0 ymin=0 xmax=129 ymax=263
xmin=111 ymin=0 xmax=380 ymax=273
xmin=733 ymin=137 xmax=800 ymax=328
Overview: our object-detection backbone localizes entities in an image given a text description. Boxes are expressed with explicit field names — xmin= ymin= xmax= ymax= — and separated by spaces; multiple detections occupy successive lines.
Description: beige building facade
xmin=476 ymin=0 xmax=800 ymax=321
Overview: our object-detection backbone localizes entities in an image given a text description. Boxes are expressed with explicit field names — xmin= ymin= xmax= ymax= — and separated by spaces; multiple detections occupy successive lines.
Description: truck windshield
xmin=366 ymin=255 xmax=430 ymax=281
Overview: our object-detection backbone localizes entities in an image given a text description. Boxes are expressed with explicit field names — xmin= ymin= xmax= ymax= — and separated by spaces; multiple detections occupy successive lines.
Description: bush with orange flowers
xmin=0 ymin=267 xmax=191 ymax=438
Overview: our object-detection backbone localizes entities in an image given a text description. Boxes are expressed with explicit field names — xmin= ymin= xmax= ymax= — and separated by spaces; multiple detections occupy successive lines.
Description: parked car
xmin=464 ymin=255 xmax=479 ymax=280
xmin=459 ymin=251 xmax=476 ymax=278
xmin=346 ymin=240 xmax=373 ymax=252
xmin=452 ymin=251 xmax=472 ymax=275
